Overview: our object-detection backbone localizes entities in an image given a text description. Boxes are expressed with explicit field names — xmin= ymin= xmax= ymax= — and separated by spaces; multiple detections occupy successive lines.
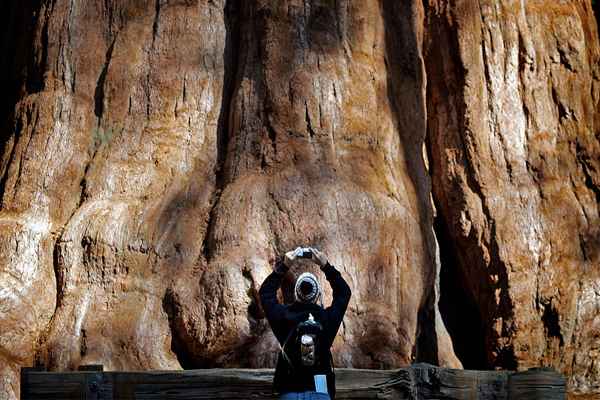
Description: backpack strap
xmin=279 ymin=325 xmax=297 ymax=368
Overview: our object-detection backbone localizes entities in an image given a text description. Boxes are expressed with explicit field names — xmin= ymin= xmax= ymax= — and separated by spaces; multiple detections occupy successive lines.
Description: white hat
xmin=294 ymin=272 xmax=321 ymax=304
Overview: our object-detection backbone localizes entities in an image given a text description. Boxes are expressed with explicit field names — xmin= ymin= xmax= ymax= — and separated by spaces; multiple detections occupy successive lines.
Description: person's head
xmin=294 ymin=272 xmax=321 ymax=304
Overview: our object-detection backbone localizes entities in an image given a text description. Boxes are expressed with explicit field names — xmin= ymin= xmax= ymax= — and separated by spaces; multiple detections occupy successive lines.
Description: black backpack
xmin=281 ymin=313 xmax=325 ymax=370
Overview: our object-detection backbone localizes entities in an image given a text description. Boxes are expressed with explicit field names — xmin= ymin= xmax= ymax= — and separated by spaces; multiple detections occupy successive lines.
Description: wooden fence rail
xmin=20 ymin=363 xmax=566 ymax=399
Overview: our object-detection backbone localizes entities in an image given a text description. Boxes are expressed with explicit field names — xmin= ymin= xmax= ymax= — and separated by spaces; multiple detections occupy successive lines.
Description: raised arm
xmin=322 ymin=262 xmax=351 ymax=333
xmin=259 ymin=258 xmax=287 ymax=326
xmin=309 ymin=248 xmax=352 ymax=343
xmin=259 ymin=248 xmax=304 ymax=343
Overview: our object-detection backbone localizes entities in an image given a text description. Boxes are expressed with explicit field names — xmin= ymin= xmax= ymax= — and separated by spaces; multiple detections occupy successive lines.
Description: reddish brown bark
xmin=0 ymin=1 xmax=598 ymax=399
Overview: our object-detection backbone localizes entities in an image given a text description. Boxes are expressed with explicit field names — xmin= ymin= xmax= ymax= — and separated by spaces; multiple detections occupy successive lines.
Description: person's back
xmin=259 ymin=247 xmax=352 ymax=400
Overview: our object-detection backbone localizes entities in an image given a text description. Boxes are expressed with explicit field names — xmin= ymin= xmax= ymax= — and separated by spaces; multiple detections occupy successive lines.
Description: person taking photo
xmin=259 ymin=247 xmax=352 ymax=400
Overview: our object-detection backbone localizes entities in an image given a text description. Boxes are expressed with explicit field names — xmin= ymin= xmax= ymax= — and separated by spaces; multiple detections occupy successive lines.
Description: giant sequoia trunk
xmin=0 ymin=1 xmax=598 ymax=399
xmin=425 ymin=1 xmax=600 ymax=396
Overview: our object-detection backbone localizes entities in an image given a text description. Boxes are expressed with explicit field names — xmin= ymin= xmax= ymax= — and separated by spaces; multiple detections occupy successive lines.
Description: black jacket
xmin=259 ymin=260 xmax=352 ymax=399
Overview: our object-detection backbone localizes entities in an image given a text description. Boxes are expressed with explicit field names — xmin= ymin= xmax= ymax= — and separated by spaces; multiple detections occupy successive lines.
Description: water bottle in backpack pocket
xmin=282 ymin=313 xmax=324 ymax=369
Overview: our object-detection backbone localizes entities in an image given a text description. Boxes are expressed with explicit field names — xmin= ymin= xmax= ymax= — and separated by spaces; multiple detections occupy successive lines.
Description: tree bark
xmin=0 ymin=1 xmax=598 ymax=399
xmin=424 ymin=1 xmax=600 ymax=396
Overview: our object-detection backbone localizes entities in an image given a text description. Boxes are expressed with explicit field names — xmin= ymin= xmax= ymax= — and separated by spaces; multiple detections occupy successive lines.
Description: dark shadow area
xmin=0 ymin=0 xmax=46 ymax=200
xmin=162 ymin=289 xmax=196 ymax=369
xmin=434 ymin=214 xmax=489 ymax=369
xmin=540 ymin=300 xmax=564 ymax=347
xmin=0 ymin=0 xmax=20 ymax=151
xmin=94 ymin=38 xmax=117 ymax=120
xmin=594 ymin=1 xmax=600 ymax=38
xmin=216 ymin=0 xmax=241 ymax=186
xmin=381 ymin=0 xmax=438 ymax=365
xmin=306 ymin=0 xmax=343 ymax=55
xmin=201 ymin=0 xmax=240 ymax=263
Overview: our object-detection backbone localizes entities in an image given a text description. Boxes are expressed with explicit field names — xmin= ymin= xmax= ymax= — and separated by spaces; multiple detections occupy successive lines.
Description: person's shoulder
xmin=310 ymin=304 xmax=327 ymax=320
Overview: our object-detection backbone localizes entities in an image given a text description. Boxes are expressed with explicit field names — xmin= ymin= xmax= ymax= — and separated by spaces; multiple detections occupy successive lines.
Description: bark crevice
xmin=433 ymin=212 xmax=489 ymax=369
xmin=94 ymin=35 xmax=117 ymax=121
xmin=152 ymin=0 xmax=161 ymax=47
xmin=201 ymin=0 xmax=241 ymax=264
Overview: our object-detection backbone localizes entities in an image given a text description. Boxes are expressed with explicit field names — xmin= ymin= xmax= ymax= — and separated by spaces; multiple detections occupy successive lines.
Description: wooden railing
xmin=20 ymin=363 xmax=566 ymax=399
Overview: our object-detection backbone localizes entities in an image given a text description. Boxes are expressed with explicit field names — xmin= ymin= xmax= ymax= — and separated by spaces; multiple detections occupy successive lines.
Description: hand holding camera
xmin=308 ymin=247 xmax=328 ymax=268
xmin=280 ymin=246 xmax=328 ymax=270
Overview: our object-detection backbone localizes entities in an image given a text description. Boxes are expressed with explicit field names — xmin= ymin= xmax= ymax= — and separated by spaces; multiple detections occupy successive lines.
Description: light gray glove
xmin=274 ymin=247 xmax=303 ymax=274
xmin=308 ymin=247 xmax=328 ymax=268
xmin=283 ymin=247 xmax=304 ymax=267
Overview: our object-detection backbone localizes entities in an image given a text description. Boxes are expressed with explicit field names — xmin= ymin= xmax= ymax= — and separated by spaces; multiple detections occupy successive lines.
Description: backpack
xmin=281 ymin=313 xmax=324 ymax=370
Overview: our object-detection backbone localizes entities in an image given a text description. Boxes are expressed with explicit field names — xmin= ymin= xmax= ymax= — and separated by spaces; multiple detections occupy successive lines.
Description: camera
xmin=298 ymin=248 xmax=313 ymax=259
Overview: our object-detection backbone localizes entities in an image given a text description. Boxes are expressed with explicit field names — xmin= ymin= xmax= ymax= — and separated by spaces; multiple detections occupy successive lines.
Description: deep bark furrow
xmin=94 ymin=35 xmax=118 ymax=121
xmin=202 ymin=0 xmax=241 ymax=264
